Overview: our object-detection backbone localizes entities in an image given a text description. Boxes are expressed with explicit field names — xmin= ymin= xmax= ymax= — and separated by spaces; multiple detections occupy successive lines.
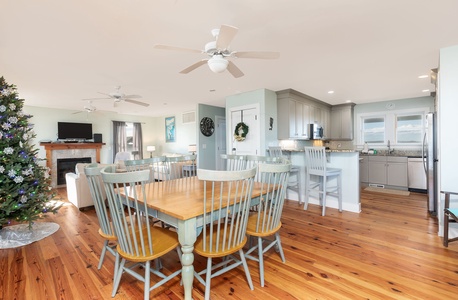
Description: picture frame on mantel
xmin=165 ymin=116 xmax=176 ymax=143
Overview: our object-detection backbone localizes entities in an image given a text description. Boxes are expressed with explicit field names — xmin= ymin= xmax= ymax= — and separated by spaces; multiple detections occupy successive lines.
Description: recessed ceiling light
xmin=418 ymin=75 xmax=429 ymax=79
xmin=328 ymin=91 xmax=334 ymax=94
xmin=345 ymin=100 xmax=352 ymax=103
xmin=422 ymin=89 xmax=430 ymax=93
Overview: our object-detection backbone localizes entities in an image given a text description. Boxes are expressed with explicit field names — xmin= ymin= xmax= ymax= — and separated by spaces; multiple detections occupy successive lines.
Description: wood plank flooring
xmin=1 ymin=188 xmax=458 ymax=299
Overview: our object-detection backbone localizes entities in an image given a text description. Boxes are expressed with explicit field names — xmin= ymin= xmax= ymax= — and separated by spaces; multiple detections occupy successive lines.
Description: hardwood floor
xmin=1 ymin=188 xmax=457 ymax=299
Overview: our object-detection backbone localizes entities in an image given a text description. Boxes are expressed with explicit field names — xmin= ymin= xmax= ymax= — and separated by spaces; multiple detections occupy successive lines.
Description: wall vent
xmin=182 ymin=111 xmax=196 ymax=124
xmin=369 ymin=183 xmax=385 ymax=188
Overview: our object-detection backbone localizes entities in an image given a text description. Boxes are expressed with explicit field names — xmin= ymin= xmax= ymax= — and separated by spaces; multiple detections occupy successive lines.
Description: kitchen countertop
xmin=282 ymin=148 xmax=358 ymax=153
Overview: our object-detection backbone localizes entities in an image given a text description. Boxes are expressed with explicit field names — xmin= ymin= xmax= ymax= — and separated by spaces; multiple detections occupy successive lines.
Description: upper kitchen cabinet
xmin=276 ymin=89 xmax=331 ymax=140
xmin=330 ymin=103 xmax=355 ymax=140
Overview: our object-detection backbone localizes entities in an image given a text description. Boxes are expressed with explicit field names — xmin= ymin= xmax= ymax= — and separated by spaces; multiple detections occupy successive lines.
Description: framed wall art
xmin=165 ymin=116 xmax=176 ymax=142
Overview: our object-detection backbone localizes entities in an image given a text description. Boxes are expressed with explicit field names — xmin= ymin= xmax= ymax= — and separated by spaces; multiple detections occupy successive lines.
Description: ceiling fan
xmin=83 ymin=86 xmax=149 ymax=107
xmin=154 ymin=24 xmax=280 ymax=78
xmin=72 ymin=101 xmax=98 ymax=114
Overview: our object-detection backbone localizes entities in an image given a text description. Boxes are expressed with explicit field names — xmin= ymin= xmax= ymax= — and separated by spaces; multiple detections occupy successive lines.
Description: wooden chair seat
xmin=246 ymin=216 xmax=282 ymax=237
xmin=117 ymin=226 xmax=180 ymax=262
xmin=194 ymin=225 xmax=248 ymax=258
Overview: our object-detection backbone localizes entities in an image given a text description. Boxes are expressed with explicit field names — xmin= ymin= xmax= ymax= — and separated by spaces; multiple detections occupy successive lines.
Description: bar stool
xmin=304 ymin=146 xmax=342 ymax=216
xmin=443 ymin=191 xmax=458 ymax=247
xmin=268 ymin=146 xmax=302 ymax=204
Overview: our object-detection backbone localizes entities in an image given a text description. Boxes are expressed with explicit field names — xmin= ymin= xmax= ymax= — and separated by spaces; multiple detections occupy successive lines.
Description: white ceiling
xmin=1 ymin=0 xmax=457 ymax=117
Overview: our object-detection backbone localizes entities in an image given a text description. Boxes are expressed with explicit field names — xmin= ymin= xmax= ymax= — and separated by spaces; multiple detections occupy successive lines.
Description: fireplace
xmin=40 ymin=142 xmax=104 ymax=187
xmin=57 ymin=157 xmax=91 ymax=185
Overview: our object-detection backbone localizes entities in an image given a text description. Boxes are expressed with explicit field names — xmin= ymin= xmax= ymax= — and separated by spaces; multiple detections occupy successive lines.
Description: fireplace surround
xmin=40 ymin=142 xmax=104 ymax=187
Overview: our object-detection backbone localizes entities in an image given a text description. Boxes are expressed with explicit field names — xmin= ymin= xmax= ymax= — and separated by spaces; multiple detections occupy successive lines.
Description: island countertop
xmin=282 ymin=148 xmax=357 ymax=153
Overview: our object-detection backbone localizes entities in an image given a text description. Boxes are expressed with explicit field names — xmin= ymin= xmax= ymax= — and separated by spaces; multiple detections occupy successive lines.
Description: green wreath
xmin=234 ymin=122 xmax=249 ymax=141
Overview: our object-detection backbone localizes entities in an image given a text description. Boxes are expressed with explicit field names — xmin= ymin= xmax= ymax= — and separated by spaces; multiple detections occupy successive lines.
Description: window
xmin=396 ymin=114 xmax=423 ymax=144
xmin=125 ymin=122 xmax=134 ymax=152
xmin=362 ymin=117 xmax=385 ymax=144
xmin=357 ymin=106 xmax=429 ymax=148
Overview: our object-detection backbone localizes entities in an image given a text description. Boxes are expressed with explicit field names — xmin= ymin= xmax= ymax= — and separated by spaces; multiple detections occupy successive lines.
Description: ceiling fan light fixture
xmin=207 ymin=55 xmax=228 ymax=73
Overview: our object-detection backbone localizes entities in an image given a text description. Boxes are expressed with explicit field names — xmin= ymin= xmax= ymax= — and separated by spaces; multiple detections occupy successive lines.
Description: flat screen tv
xmin=57 ymin=122 xmax=93 ymax=140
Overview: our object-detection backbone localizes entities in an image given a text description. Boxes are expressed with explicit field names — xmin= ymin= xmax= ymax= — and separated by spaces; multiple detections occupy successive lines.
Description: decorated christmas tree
xmin=0 ymin=77 xmax=60 ymax=228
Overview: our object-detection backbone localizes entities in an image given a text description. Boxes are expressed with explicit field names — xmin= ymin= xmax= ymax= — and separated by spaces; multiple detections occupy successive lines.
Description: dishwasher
xmin=407 ymin=157 xmax=427 ymax=192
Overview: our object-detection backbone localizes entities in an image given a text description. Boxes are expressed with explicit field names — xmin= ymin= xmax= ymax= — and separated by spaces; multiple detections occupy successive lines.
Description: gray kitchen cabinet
xmin=368 ymin=156 xmax=387 ymax=185
xmin=359 ymin=155 xmax=369 ymax=183
xmin=277 ymin=98 xmax=308 ymax=139
xmin=330 ymin=103 xmax=355 ymax=140
xmin=368 ymin=156 xmax=408 ymax=187
xmin=276 ymin=89 xmax=331 ymax=140
xmin=386 ymin=157 xmax=408 ymax=187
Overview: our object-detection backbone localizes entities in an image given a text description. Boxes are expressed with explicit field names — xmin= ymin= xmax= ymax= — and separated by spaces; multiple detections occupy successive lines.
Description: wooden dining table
xmin=120 ymin=176 xmax=264 ymax=300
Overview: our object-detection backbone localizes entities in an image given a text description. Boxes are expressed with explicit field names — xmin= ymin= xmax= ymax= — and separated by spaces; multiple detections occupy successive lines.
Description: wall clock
xmin=200 ymin=117 xmax=215 ymax=137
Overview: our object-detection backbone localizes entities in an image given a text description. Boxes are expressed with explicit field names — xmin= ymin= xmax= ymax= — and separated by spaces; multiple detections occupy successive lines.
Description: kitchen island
xmin=284 ymin=149 xmax=361 ymax=213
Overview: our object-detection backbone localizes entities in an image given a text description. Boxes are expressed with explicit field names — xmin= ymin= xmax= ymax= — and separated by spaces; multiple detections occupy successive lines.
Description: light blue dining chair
xmin=194 ymin=167 xmax=257 ymax=300
xmin=100 ymin=167 xmax=182 ymax=300
xmin=220 ymin=154 xmax=247 ymax=171
xmin=84 ymin=164 xmax=117 ymax=273
xmin=245 ymin=162 xmax=291 ymax=287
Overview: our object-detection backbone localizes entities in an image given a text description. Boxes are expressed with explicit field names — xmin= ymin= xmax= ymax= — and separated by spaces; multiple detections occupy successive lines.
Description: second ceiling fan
xmin=154 ymin=24 xmax=280 ymax=78
xmin=83 ymin=86 xmax=149 ymax=107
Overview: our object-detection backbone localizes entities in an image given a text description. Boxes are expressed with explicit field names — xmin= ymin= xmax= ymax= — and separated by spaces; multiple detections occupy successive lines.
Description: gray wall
xmin=197 ymin=104 xmax=225 ymax=170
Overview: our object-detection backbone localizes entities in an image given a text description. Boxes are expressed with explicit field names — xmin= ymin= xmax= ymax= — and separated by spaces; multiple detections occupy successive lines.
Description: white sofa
xmin=65 ymin=163 xmax=112 ymax=210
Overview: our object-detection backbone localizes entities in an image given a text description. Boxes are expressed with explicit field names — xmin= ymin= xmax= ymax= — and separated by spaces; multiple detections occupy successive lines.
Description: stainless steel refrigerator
xmin=423 ymin=112 xmax=438 ymax=215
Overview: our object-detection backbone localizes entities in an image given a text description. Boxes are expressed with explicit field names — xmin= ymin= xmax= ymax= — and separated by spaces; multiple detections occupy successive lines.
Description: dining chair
xmin=304 ymin=146 xmax=342 ymax=216
xmin=84 ymin=164 xmax=118 ymax=273
xmin=245 ymin=155 xmax=280 ymax=182
xmin=165 ymin=156 xmax=185 ymax=180
xmin=100 ymin=167 xmax=182 ymax=300
xmin=194 ymin=167 xmax=257 ymax=300
xmin=268 ymin=146 xmax=302 ymax=203
xmin=443 ymin=191 xmax=458 ymax=247
xmin=124 ymin=156 xmax=165 ymax=183
xmin=245 ymin=162 xmax=291 ymax=287
xmin=114 ymin=151 xmax=132 ymax=171
xmin=220 ymin=154 xmax=247 ymax=171
xmin=182 ymin=154 xmax=197 ymax=177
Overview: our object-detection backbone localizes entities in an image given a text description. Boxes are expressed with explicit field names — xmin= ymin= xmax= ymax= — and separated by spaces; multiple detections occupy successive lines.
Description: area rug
xmin=364 ymin=187 xmax=410 ymax=196
xmin=0 ymin=222 xmax=60 ymax=249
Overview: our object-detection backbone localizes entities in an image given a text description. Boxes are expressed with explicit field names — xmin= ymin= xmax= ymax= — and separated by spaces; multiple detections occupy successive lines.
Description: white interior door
xmin=215 ymin=116 xmax=226 ymax=170
xmin=230 ymin=106 xmax=260 ymax=155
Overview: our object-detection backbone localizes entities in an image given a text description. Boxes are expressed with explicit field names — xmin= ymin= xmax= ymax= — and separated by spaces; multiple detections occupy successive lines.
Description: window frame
xmin=356 ymin=107 xmax=430 ymax=149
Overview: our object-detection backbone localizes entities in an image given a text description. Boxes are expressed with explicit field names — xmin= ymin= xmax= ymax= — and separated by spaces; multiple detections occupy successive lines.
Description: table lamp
xmin=147 ymin=145 xmax=156 ymax=158
xmin=188 ymin=144 xmax=197 ymax=155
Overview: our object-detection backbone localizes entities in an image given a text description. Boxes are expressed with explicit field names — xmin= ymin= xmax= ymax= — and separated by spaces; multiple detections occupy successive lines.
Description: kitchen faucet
xmin=387 ymin=140 xmax=394 ymax=154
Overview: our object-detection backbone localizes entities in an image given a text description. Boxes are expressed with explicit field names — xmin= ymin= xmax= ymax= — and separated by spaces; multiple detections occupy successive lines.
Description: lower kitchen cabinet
xmin=359 ymin=155 xmax=369 ymax=183
xmin=368 ymin=156 xmax=408 ymax=188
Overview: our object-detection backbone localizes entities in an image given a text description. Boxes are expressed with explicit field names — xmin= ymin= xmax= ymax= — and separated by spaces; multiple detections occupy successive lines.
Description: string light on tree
xmin=0 ymin=76 xmax=61 ymax=228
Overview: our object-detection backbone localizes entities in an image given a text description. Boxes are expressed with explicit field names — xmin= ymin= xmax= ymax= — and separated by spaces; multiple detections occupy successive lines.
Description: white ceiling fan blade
xmin=125 ymin=99 xmax=150 ymax=107
xmin=216 ymin=25 xmax=238 ymax=50
xmin=180 ymin=60 xmax=208 ymax=74
xmin=233 ymin=51 xmax=280 ymax=59
xmin=227 ymin=61 xmax=244 ymax=78
xmin=82 ymin=97 xmax=111 ymax=100
xmin=123 ymin=94 xmax=142 ymax=99
xmin=154 ymin=44 xmax=202 ymax=54
xmin=97 ymin=92 xmax=113 ymax=97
